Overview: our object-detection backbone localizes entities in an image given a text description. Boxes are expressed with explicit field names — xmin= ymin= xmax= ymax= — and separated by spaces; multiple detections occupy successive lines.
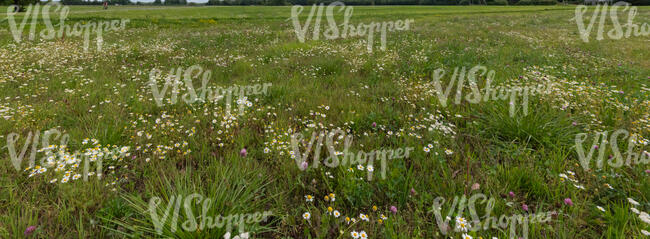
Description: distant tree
xmin=154 ymin=0 xmax=161 ymax=4
xmin=11 ymin=0 xmax=39 ymax=11
xmin=627 ymin=0 xmax=650 ymax=4
xmin=268 ymin=0 xmax=285 ymax=5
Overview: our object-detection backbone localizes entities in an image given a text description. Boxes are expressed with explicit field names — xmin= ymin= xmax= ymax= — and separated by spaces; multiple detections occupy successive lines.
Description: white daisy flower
xmin=628 ymin=198 xmax=640 ymax=206
xmin=639 ymin=212 xmax=650 ymax=224
xmin=456 ymin=220 xmax=470 ymax=232
xmin=359 ymin=231 xmax=367 ymax=239
xmin=359 ymin=213 xmax=369 ymax=221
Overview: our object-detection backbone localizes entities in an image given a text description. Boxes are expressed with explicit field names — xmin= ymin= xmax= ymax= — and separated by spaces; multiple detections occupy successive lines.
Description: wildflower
xmin=224 ymin=232 xmax=250 ymax=239
xmin=305 ymin=195 xmax=313 ymax=202
xmin=351 ymin=231 xmax=359 ymax=239
xmin=359 ymin=231 xmax=368 ymax=239
xmin=639 ymin=212 xmax=650 ymax=224
xmin=509 ymin=191 xmax=515 ymax=198
xmin=367 ymin=165 xmax=374 ymax=172
xmin=380 ymin=214 xmax=387 ymax=220
xmin=427 ymin=144 xmax=434 ymax=148
xmin=372 ymin=205 xmax=378 ymax=211
xmin=324 ymin=195 xmax=330 ymax=201
xmin=378 ymin=219 xmax=383 ymax=224
xmin=240 ymin=148 xmax=247 ymax=157
xmin=411 ymin=188 xmax=417 ymax=195
xmin=471 ymin=183 xmax=480 ymax=191
xmin=357 ymin=165 xmax=365 ymax=170
xmin=371 ymin=122 xmax=376 ymax=128
xmin=596 ymin=206 xmax=605 ymax=212
xmin=264 ymin=147 xmax=270 ymax=153
xmin=333 ymin=210 xmax=340 ymax=218
xmin=329 ymin=193 xmax=336 ymax=201
xmin=573 ymin=184 xmax=585 ymax=190
xmin=345 ymin=217 xmax=351 ymax=224
xmin=359 ymin=213 xmax=369 ymax=221
xmin=445 ymin=149 xmax=453 ymax=155
xmin=300 ymin=161 xmax=309 ymax=170
xmin=457 ymin=221 xmax=469 ymax=232
xmin=631 ymin=208 xmax=640 ymax=214
xmin=390 ymin=206 xmax=397 ymax=214
xmin=327 ymin=207 xmax=333 ymax=215
xmin=423 ymin=147 xmax=430 ymax=153
xmin=302 ymin=212 xmax=311 ymax=220
xmin=642 ymin=229 xmax=650 ymax=236
xmin=564 ymin=198 xmax=573 ymax=206
xmin=522 ymin=204 xmax=528 ymax=212
xmin=628 ymin=198 xmax=640 ymax=206
xmin=462 ymin=234 xmax=473 ymax=239
xmin=24 ymin=226 xmax=36 ymax=236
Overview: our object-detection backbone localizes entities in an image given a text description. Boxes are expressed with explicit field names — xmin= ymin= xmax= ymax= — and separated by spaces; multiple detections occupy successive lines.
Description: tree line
xmin=2 ymin=0 xmax=648 ymax=9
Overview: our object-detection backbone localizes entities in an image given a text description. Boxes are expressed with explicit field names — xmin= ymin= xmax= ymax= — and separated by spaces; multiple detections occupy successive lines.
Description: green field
xmin=1 ymin=4 xmax=649 ymax=238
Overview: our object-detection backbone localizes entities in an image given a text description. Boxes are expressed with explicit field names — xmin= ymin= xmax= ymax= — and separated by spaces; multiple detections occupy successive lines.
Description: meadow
xmin=0 ymin=4 xmax=649 ymax=238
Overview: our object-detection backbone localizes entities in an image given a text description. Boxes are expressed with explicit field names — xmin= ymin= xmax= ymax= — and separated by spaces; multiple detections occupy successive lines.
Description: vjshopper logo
xmin=573 ymin=1 xmax=649 ymax=42
xmin=5 ymin=128 xmax=69 ymax=171
xmin=432 ymin=65 xmax=554 ymax=117
xmin=4 ymin=128 xmax=130 ymax=182
xmin=290 ymin=1 xmax=414 ymax=52
xmin=148 ymin=193 xmax=272 ymax=235
xmin=575 ymin=129 xmax=649 ymax=171
xmin=148 ymin=65 xmax=272 ymax=116
xmin=429 ymin=193 xmax=555 ymax=239
xmin=290 ymin=129 xmax=414 ymax=181
xmin=5 ymin=2 xmax=129 ymax=51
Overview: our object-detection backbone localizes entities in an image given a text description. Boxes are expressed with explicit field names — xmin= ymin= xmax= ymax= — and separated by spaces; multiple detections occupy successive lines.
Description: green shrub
xmin=487 ymin=0 xmax=508 ymax=5
xmin=516 ymin=0 xmax=556 ymax=5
